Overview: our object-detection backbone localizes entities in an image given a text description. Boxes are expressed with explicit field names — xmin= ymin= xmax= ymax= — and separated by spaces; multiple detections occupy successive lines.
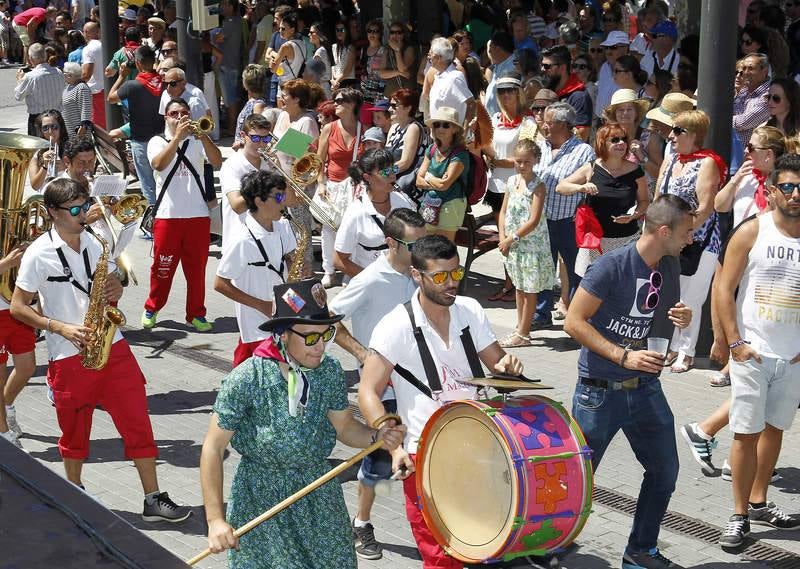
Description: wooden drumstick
xmin=186 ymin=413 xmax=403 ymax=566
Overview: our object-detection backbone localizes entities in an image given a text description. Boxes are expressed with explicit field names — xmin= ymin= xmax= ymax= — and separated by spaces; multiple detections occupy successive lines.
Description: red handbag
xmin=574 ymin=203 xmax=603 ymax=252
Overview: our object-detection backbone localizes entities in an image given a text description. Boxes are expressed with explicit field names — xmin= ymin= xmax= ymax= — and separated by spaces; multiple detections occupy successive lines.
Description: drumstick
xmin=186 ymin=413 xmax=402 ymax=566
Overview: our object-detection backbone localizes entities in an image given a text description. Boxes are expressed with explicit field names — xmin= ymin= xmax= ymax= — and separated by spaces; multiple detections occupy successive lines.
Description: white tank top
xmin=736 ymin=212 xmax=800 ymax=359
xmin=278 ymin=39 xmax=306 ymax=84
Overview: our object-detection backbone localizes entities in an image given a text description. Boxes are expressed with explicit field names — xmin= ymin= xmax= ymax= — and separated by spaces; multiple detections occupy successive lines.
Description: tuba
xmin=0 ymin=133 xmax=51 ymax=302
xmin=189 ymin=116 xmax=215 ymax=137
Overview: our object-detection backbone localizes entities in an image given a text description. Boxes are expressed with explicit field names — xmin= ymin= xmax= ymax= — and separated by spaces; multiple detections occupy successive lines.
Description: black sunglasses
xmin=336 ymin=27 xmax=346 ymax=32
xmin=432 ymin=122 xmax=452 ymax=129
xmin=55 ymin=200 xmax=92 ymax=217
xmin=394 ymin=237 xmax=416 ymax=251
xmin=367 ymin=28 xmax=381 ymax=34
xmin=741 ymin=38 xmax=754 ymax=46
xmin=531 ymin=105 xmax=547 ymax=112
xmin=775 ymin=182 xmax=800 ymax=195
xmin=497 ymin=87 xmax=517 ymax=94
xmin=165 ymin=80 xmax=183 ymax=87
xmin=573 ymin=63 xmax=589 ymax=70
xmin=765 ymin=94 xmax=782 ymax=103
xmin=540 ymin=63 xmax=557 ymax=70
xmin=672 ymin=126 xmax=688 ymax=136
xmin=589 ymin=47 xmax=604 ymax=53
xmin=614 ymin=68 xmax=628 ymax=74
xmin=291 ymin=325 xmax=336 ymax=346
xmin=609 ymin=136 xmax=627 ymax=144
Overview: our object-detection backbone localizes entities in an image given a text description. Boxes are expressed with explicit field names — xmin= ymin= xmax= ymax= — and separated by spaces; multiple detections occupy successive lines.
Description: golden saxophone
xmin=284 ymin=212 xmax=308 ymax=283
xmin=81 ymin=233 xmax=126 ymax=370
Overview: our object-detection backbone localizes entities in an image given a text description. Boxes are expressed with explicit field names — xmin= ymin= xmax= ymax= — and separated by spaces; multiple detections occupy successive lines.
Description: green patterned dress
xmin=503 ymin=174 xmax=555 ymax=294
xmin=213 ymin=354 xmax=356 ymax=569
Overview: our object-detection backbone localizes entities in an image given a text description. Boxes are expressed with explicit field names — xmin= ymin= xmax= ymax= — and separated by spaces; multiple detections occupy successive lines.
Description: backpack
xmin=427 ymin=145 xmax=488 ymax=206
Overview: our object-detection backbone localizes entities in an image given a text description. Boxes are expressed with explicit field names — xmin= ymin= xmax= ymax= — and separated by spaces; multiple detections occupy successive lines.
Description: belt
xmin=579 ymin=377 xmax=640 ymax=391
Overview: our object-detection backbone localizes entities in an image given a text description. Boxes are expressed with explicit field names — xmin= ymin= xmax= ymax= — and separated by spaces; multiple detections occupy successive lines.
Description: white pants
xmin=321 ymin=224 xmax=337 ymax=275
xmin=671 ymin=249 xmax=718 ymax=357
xmin=203 ymin=70 xmax=221 ymax=141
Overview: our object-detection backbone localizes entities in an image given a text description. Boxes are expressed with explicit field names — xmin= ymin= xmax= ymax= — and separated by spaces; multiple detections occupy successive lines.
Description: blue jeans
xmin=571 ymin=377 xmax=678 ymax=552
xmin=129 ymin=139 xmax=156 ymax=205
xmin=536 ymin=217 xmax=581 ymax=322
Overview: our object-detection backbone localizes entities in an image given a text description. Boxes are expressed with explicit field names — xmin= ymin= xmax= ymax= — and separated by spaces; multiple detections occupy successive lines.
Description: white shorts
xmin=729 ymin=356 xmax=800 ymax=434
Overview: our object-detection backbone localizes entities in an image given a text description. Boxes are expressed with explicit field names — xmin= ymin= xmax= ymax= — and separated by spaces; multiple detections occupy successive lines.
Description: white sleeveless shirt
xmin=736 ymin=212 xmax=800 ymax=360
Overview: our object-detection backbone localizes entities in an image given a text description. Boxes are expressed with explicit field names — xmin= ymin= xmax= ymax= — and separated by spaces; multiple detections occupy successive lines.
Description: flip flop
xmin=663 ymin=351 xmax=679 ymax=367
xmin=671 ymin=355 xmax=693 ymax=373
xmin=499 ymin=332 xmax=534 ymax=348
xmin=489 ymin=286 xmax=515 ymax=302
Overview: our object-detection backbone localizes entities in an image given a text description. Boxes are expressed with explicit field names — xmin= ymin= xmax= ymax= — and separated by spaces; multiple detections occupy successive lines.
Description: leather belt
xmin=579 ymin=377 xmax=641 ymax=391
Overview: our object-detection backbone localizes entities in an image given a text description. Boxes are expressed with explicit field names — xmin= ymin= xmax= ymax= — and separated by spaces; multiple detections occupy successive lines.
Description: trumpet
xmin=257 ymin=137 xmax=340 ymax=230
xmin=46 ymin=140 xmax=59 ymax=179
xmin=188 ymin=116 xmax=215 ymax=137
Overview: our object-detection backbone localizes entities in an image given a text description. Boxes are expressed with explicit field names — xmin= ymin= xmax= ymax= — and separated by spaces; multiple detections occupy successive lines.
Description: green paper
xmin=275 ymin=128 xmax=314 ymax=158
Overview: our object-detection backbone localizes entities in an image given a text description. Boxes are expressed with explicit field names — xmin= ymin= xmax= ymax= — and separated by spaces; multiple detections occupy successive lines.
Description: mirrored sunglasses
xmin=421 ymin=266 xmax=466 ymax=285
xmin=56 ymin=200 xmax=93 ymax=217
xmin=378 ymin=164 xmax=399 ymax=177
xmin=291 ymin=325 xmax=336 ymax=346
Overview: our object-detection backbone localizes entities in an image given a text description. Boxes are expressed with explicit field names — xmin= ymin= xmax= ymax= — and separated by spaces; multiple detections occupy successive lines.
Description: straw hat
xmin=603 ymin=89 xmax=651 ymax=123
xmin=425 ymin=107 xmax=463 ymax=130
xmin=532 ymin=88 xmax=557 ymax=104
xmin=645 ymin=93 xmax=697 ymax=127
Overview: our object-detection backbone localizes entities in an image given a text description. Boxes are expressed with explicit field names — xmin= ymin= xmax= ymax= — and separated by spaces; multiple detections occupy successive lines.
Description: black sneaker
xmin=352 ymin=519 xmax=382 ymax=560
xmin=142 ymin=492 xmax=192 ymax=523
xmin=719 ymin=514 xmax=750 ymax=548
xmin=622 ymin=547 xmax=682 ymax=568
xmin=748 ymin=502 xmax=800 ymax=529
xmin=680 ymin=423 xmax=717 ymax=475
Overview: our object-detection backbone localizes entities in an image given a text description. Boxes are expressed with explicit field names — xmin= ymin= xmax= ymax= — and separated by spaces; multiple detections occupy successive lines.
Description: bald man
xmin=81 ymin=21 xmax=106 ymax=128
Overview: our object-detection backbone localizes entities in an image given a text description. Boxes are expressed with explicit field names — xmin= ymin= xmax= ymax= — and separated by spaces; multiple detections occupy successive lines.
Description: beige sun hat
xmin=425 ymin=106 xmax=463 ymax=130
xmin=532 ymin=88 xmax=558 ymax=104
xmin=603 ymin=89 xmax=651 ymax=123
xmin=645 ymin=92 xmax=697 ymax=127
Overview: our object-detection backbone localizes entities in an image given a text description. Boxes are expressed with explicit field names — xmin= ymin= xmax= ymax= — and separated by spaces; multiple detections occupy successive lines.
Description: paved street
xmin=2 ymin=65 xmax=800 ymax=568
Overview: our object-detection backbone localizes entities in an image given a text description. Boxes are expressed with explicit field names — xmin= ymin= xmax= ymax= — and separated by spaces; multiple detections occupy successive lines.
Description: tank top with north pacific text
xmin=735 ymin=213 xmax=800 ymax=360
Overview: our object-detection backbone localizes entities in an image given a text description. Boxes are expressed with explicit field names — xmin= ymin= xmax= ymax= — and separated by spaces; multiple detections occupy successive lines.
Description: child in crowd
xmin=497 ymin=138 xmax=554 ymax=348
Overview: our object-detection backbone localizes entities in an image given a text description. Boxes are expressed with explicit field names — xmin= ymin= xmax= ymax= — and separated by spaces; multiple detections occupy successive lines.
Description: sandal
xmin=663 ymin=351 xmax=679 ymax=367
xmin=499 ymin=332 xmax=534 ymax=348
xmin=710 ymin=373 xmax=731 ymax=387
xmin=489 ymin=286 xmax=515 ymax=302
xmin=670 ymin=355 xmax=693 ymax=373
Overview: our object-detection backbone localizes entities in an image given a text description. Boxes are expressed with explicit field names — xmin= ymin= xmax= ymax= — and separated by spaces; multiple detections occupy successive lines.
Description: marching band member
xmin=200 ymin=278 xmax=406 ymax=568
xmin=359 ymin=235 xmax=523 ymax=568
xmin=214 ymin=170 xmax=296 ymax=367
xmin=142 ymin=97 xmax=222 ymax=332
xmin=334 ymin=148 xmax=415 ymax=278
xmin=10 ymin=178 xmax=191 ymax=522
xmin=329 ymin=207 xmax=426 ymax=560
xmin=219 ymin=113 xmax=273 ymax=256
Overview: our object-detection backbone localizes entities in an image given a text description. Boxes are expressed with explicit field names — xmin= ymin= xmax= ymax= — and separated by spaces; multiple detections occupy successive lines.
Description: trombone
xmin=257 ymin=135 xmax=340 ymax=230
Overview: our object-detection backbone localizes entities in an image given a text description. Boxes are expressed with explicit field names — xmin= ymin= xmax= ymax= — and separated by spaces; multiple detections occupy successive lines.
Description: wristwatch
xmin=512 ymin=233 xmax=520 ymax=242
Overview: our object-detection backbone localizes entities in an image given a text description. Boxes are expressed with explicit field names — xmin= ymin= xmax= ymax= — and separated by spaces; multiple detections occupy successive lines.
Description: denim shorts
xmin=357 ymin=399 xmax=397 ymax=487
xmin=218 ymin=66 xmax=241 ymax=106
xmin=730 ymin=356 xmax=800 ymax=433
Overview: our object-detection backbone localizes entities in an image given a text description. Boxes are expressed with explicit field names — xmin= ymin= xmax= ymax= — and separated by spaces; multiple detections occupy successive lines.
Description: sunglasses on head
xmin=246 ymin=133 xmax=272 ymax=143
xmin=765 ymin=93 xmax=782 ymax=103
xmin=610 ymin=136 xmax=627 ymax=144
xmin=432 ymin=121 xmax=452 ymax=129
xmin=671 ymin=126 xmax=688 ymax=136
xmin=56 ymin=200 xmax=92 ymax=217
xmin=644 ymin=270 xmax=662 ymax=310
xmin=573 ymin=63 xmax=589 ymax=70
xmin=167 ymin=109 xmax=190 ymax=118
xmin=378 ymin=164 xmax=399 ymax=177
xmin=291 ymin=325 xmax=336 ymax=346
xmin=41 ymin=124 xmax=60 ymax=132
xmin=165 ymin=80 xmax=183 ymax=87
xmin=267 ymin=191 xmax=286 ymax=203
xmin=775 ymin=182 xmax=800 ymax=195
xmin=420 ymin=266 xmax=466 ymax=285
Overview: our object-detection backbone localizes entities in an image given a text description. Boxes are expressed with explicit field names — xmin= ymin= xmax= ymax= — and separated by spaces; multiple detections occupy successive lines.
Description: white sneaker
xmin=1 ymin=429 xmax=23 ymax=449
xmin=6 ymin=405 xmax=21 ymax=437
xmin=321 ymin=273 xmax=336 ymax=288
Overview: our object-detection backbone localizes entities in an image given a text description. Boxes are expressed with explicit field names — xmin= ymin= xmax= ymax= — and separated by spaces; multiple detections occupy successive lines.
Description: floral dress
xmin=503 ymin=174 xmax=555 ymax=294
xmin=213 ymin=354 xmax=356 ymax=569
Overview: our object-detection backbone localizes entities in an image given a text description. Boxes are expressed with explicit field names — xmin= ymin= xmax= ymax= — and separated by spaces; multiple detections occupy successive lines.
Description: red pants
xmin=0 ymin=309 xmax=36 ymax=364
xmin=403 ymin=454 xmax=462 ymax=569
xmin=47 ymin=340 xmax=157 ymax=461
xmin=91 ymin=91 xmax=106 ymax=129
xmin=233 ymin=338 xmax=262 ymax=367
xmin=145 ymin=217 xmax=210 ymax=321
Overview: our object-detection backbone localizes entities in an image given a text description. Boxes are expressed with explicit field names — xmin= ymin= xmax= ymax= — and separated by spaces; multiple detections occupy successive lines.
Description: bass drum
xmin=416 ymin=396 xmax=593 ymax=564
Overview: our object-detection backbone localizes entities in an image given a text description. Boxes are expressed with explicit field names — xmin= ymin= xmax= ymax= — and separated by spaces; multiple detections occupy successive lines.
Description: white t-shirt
xmin=158 ymin=84 xmax=210 ymax=120
xmin=429 ymin=63 xmax=473 ymax=125
xmin=595 ymin=61 xmax=618 ymax=118
xmin=216 ymin=213 xmax=296 ymax=343
xmin=369 ymin=291 xmax=496 ymax=453
xmin=640 ymin=47 xmax=680 ymax=78
xmin=219 ymin=152 xmax=270 ymax=256
xmin=733 ymin=175 xmax=761 ymax=227
xmin=147 ymin=135 xmax=210 ymax=219
xmin=82 ymin=39 xmax=104 ymax=94
xmin=334 ymin=192 xmax=415 ymax=270
xmin=272 ymin=111 xmax=320 ymax=175
xmin=15 ymin=228 xmax=122 ymax=361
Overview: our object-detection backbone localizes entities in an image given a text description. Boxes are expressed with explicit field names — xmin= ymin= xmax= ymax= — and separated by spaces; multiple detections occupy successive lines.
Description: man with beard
xmin=717 ymin=154 xmax=800 ymax=549
xmin=540 ymin=46 xmax=592 ymax=141
xmin=358 ymin=234 xmax=523 ymax=568
xmin=564 ymin=194 xmax=694 ymax=569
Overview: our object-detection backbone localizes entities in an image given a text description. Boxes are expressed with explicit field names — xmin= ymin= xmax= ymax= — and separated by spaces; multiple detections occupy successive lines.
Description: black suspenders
xmin=45 ymin=230 xmax=95 ymax=296
xmin=246 ymin=227 xmax=286 ymax=283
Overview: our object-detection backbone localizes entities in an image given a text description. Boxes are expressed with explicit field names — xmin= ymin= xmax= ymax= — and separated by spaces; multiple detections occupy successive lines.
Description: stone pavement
xmin=2 ymin=69 xmax=800 ymax=568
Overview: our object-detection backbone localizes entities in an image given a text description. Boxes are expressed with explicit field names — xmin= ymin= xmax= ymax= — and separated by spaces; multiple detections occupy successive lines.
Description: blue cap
xmin=649 ymin=20 xmax=678 ymax=40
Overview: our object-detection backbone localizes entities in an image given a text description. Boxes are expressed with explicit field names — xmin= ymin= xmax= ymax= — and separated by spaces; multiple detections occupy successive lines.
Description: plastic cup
xmin=647 ymin=337 xmax=670 ymax=357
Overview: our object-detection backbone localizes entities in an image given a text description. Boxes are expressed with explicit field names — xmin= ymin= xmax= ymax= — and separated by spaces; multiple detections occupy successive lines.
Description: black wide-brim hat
xmin=259 ymin=278 xmax=344 ymax=332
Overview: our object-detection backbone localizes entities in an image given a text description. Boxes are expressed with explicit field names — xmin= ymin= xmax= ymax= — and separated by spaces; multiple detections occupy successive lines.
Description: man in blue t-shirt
xmin=564 ymin=194 xmax=694 ymax=569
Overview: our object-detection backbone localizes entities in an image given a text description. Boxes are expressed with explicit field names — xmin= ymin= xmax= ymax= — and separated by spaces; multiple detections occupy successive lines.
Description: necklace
xmin=371 ymin=195 xmax=390 ymax=205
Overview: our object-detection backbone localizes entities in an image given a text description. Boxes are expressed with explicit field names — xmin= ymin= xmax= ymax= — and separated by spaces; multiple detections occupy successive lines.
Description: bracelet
xmin=46 ymin=318 xmax=53 ymax=333
xmin=728 ymin=339 xmax=750 ymax=350
xmin=618 ymin=346 xmax=631 ymax=368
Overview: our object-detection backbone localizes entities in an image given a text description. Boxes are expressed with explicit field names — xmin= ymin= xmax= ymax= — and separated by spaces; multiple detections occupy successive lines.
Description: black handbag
xmin=679 ymin=215 xmax=715 ymax=276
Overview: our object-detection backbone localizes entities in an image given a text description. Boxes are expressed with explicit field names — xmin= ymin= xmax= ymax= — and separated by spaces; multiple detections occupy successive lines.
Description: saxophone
xmin=284 ymin=212 xmax=308 ymax=283
xmin=81 ymin=234 xmax=126 ymax=370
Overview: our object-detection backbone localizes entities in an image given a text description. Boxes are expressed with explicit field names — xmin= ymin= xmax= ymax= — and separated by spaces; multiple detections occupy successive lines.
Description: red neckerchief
xmin=752 ymin=168 xmax=769 ymax=211
xmin=678 ymin=149 xmax=728 ymax=187
xmin=135 ymin=71 xmax=163 ymax=97
xmin=556 ymin=73 xmax=586 ymax=98
xmin=124 ymin=41 xmax=139 ymax=50
xmin=497 ymin=113 xmax=522 ymax=129
xmin=253 ymin=336 xmax=284 ymax=361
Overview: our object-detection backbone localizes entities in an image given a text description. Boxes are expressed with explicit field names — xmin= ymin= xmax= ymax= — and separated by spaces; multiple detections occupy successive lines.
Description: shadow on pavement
xmin=770 ymin=466 xmax=800 ymax=494
xmin=381 ymin=542 xmax=423 ymax=561
xmin=124 ymin=328 xmax=187 ymax=358
xmin=147 ymin=389 xmax=218 ymax=415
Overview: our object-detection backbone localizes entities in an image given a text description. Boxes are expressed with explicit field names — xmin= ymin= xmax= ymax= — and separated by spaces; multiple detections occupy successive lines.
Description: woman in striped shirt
xmin=61 ymin=61 xmax=92 ymax=141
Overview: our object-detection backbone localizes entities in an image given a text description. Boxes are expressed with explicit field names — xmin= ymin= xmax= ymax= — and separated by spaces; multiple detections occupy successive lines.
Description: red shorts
xmin=47 ymin=340 xmax=157 ymax=461
xmin=403 ymin=454 xmax=462 ymax=569
xmin=233 ymin=338 xmax=262 ymax=368
xmin=0 ymin=309 xmax=36 ymax=364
